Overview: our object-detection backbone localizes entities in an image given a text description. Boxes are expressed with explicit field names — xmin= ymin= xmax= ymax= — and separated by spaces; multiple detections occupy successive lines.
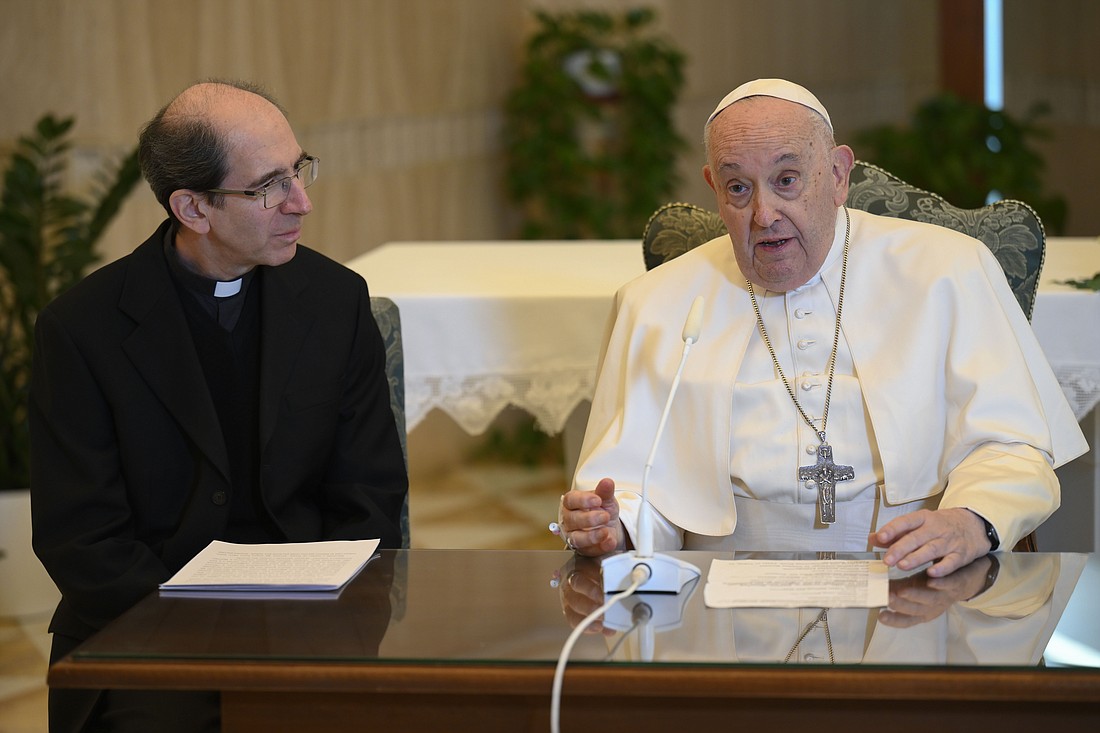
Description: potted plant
xmin=0 ymin=114 xmax=141 ymax=491
xmin=503 ymin=7 xmax=686 ymax=239
xmin=0 ymin=114 xmax=140 ymax=615
xmin=853 ymin=93 xmax=1067 ymax=234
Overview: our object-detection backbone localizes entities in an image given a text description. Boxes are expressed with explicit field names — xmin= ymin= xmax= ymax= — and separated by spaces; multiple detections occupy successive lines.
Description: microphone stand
xmin=602 ymin=297 xmax=704 ymax=595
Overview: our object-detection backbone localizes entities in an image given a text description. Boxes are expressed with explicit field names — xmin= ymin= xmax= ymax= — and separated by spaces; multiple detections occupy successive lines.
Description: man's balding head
xmin=138 ymin=80 xmax=285 ymax=220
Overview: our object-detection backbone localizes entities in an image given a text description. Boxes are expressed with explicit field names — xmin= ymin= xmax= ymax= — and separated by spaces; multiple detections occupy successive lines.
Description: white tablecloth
xmin=346 ymin=241 xmax=642 ymax=434
xmin=347 ymin=236 xmax=1100 ymax=434
xmin=1032 ymin=238 xmax=1100 ymax=420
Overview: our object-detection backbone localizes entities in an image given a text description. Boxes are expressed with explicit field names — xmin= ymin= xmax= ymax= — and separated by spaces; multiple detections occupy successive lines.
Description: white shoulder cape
xmin=574 ymin=208 xmax=1087 ymax=542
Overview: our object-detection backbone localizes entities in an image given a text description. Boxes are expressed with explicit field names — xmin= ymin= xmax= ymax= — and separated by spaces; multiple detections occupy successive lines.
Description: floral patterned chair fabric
xmin=642 ymin=201 xmax=727 ymax=272
xmin=640 ymin=163 xmax=1044 ymax=552
xmin=370 ymin=296 xmax=410 ymax=549
xmin=846 ymin=161 xmax=1044 ymax=320
xmin=642 ymin=160 xmax=1046 ymax=320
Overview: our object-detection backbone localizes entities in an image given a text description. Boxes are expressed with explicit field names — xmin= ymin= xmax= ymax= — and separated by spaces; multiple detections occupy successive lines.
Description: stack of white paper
xmin=158 ymin=539 xmax=380 ymax=597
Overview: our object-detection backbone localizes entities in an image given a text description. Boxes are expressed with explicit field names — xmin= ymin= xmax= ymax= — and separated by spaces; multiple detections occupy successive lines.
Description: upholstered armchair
xmin=643 ymin=160 xmax=1045 ymax=320
xmin=370 ymin=296 xmax=410 ymax=549
xmin=640 ymin=162 xmax=1046 ymax=551
xmin=846 ymin=161 xmax=1044 ymax=320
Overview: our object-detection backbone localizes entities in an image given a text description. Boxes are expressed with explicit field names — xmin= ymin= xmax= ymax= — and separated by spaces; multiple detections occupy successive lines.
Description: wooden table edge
xmin=48 ymin=656 xmax=1100 ymax=703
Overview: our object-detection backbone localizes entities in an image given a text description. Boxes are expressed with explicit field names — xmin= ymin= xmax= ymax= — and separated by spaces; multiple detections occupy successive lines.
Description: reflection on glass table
xmin=51 ymin=550 xmax=1100 ymax=733
xmin=553 ymin=551 xmax=1089 ymax=667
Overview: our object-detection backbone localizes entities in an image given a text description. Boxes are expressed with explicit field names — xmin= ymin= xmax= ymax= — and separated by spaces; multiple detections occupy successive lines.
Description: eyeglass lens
xmin=264 ymin=157 xmax=318 ymax=208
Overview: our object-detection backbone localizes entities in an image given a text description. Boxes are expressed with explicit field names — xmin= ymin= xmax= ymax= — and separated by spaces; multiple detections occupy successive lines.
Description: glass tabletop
xmin=71 ymin=549 xmax=1100 ymax=671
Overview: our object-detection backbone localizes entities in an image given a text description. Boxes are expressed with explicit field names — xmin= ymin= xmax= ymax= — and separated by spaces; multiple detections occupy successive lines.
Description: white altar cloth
xmin=347 ymin=237 xmax=1100 ymax=434
xmin=1032 ymin=237 xmax=1100 ymax=421
xmin=346 ymin=241 xmax=640 ymax=434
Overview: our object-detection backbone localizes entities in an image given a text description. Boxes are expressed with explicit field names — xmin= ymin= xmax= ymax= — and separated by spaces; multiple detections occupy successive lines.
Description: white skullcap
xmin=707 ymin=78 xmax=832 ymax=131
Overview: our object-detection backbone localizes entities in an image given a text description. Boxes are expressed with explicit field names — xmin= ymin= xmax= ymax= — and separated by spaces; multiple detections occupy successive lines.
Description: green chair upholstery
xmin=369 ymin=296 xmax=410 ymax=549
xmin=846 ymin=161 xmax=1044 ymax=320
xmin=640 ymin=162 xmax=1046 ymax=552
xmin=642 ymin=201 xmax=727 ymax=272
xmin=642 ymin=160 xmax=1046 ymax=320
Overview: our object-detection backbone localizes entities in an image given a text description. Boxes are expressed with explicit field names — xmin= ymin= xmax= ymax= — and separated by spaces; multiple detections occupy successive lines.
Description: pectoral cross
xmin=798 ymin=440 xmax=854 ymax=525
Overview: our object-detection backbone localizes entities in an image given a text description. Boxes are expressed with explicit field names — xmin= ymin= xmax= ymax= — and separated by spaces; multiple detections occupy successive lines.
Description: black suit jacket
xmin=29 ymin=219 xmax=407 ymax=665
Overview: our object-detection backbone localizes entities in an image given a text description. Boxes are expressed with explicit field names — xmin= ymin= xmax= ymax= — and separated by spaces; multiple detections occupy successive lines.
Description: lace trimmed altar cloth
xmin=345 ymin=241 xmax=640 ymax=434
xmin=1032 ymin=238 xmax=1100 ymax=422
xmin=346 ymin=237 xmax=1100 ymax=435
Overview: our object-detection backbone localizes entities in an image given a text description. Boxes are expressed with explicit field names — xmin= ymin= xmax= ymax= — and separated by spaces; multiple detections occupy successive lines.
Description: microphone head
xmin=681 ymin=296 xmax=705 ymax=344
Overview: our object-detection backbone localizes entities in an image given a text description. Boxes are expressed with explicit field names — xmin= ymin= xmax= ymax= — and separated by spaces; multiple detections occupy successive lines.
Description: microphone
xmin=602 ymin=296 xmax=705 ymax=594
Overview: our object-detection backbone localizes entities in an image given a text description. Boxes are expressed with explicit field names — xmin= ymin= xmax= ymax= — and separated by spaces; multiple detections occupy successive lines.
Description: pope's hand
xmin=559 ymin=478 xmax=627 ymax=557
xmin=871 ymin=507 xmax=992 ymax=577
xmin=551 ymin=555 xmax=615 ymax=635
xmin=878 ymin=555 xmax=992 ymax=628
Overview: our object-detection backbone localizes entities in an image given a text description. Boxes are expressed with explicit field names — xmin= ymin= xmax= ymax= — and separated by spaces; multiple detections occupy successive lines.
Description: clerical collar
xmin=162 ymin=222 xmax=256 ymax=330
xmin=214 ymin=279 xmax=243 ymax=298
xmin=163 ymin=228 xmax=255 ymax=300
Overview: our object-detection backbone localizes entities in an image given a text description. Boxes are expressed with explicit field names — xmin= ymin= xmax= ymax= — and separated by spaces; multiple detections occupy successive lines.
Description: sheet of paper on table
xmin=158 ymin=539 xmax=380 ymax=596
xmin=704 ymin=559 xmax=889 ymax=608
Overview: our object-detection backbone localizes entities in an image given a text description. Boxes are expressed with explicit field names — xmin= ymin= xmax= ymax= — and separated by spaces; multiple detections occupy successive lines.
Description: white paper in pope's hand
xmin=159 ymin=539 xmax=380 ymax=594
xmin=704 ymin=559 xmax=889 ymax=608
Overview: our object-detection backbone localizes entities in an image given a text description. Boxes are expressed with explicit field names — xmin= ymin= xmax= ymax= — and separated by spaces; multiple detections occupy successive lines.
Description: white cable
xmin=550 ymin=564 xmax=651 ymax=733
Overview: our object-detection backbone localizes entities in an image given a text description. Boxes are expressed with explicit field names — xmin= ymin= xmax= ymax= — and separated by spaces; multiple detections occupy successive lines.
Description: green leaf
xmin=1059 ymin=273 xmax=1100 ymax=291
xmin=0 ymin=114 xmax=142 ymax=489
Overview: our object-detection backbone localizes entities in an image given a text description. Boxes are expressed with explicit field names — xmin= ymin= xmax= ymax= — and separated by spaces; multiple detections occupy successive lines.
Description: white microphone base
xmin=601 ymin=551 xmax=700 ymax=594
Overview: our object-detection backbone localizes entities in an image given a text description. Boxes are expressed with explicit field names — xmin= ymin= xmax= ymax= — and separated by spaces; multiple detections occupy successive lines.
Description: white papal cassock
xmin=572 ymin=207 xmax=1088 ymax=552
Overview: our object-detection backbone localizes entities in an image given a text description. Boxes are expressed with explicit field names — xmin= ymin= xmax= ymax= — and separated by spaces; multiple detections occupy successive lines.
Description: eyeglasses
xmin=207 ymin=156 xmax=319 ymax=209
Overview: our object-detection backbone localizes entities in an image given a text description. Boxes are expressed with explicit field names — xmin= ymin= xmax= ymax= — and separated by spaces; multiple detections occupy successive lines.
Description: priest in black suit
xmin=29 ymin=79 xmax=408 ymax=733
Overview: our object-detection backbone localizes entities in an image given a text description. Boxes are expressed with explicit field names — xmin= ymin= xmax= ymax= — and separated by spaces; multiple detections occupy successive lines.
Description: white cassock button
xmin=801 ymin=381 xmax=819 ymax=391
xmin=794 ymin=308 xmax=813 ymax=319
xmin=797 ymin=339 xmax=815 ymax=350
xmin=806 ymin=444 xmax=818 ymax=455
xmin=805 ymin=480 xmax=817 ymax=490
xmin=804 ymin=652 xmax=821 ymax=662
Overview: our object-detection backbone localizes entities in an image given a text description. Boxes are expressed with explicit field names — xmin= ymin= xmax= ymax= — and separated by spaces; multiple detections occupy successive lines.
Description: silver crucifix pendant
xmin=798 ymin=442 xmax=854 ymax=524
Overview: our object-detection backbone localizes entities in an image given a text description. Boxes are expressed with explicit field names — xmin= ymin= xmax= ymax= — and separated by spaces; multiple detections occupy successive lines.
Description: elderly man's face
xmin=703 ymin=96 xmax=853 ymax=292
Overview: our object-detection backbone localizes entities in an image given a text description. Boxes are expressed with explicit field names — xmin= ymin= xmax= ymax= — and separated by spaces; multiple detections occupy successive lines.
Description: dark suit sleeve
xmin=314 ymin=279 xmax=408 ymax=547
xmin=29 ymin=307 xmax=172 ymax=635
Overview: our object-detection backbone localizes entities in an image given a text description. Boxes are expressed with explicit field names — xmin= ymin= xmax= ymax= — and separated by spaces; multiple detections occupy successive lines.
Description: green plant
xmin=470 ymin=418 xmax=565 ymax=468
xmin=0 ymin=114 xmax=141 ymax=489
xmin=854 ymin=93 xmax=1067 ymax=234
xmin=503 ymin=7 xmax=686 ymax=239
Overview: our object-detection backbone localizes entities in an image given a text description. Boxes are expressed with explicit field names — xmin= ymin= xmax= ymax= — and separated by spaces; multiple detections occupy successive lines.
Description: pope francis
xmin=559 ymin=79 xmax=1087 ymax=578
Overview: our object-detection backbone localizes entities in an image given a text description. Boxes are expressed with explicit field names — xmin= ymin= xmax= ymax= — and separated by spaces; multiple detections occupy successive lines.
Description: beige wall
xmin=1 ymin=0 xmax=1096 ymax=271
xmin=1005 ymin=0 xmax=1100 ymax=235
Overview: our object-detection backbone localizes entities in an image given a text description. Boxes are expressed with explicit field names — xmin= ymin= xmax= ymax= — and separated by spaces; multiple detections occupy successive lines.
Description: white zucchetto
xmin=707 ymin=78 xmax=832 ymax=131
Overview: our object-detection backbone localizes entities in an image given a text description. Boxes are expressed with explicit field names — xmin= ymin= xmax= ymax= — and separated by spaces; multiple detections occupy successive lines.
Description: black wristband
xmin=967 ymin=553 xmax=1001 ymax=601
xmin=979 ymin=515 xmax=1000 ymax=552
